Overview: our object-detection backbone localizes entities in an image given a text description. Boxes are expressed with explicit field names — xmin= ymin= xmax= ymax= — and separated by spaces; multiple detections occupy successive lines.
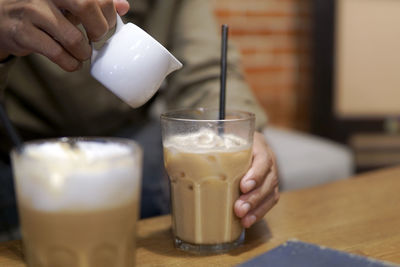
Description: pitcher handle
xmin=115 ymin=14 xmax=124 ymax=34
xmin=91 ymin=15 xmax=125 ymax=63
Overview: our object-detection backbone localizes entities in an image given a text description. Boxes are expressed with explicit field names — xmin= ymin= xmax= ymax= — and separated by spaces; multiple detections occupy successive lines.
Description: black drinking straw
xmin=0 ymin=103 xmax=22 ymax=152
xmin=219 ymin=24 xmax=229 ymax=120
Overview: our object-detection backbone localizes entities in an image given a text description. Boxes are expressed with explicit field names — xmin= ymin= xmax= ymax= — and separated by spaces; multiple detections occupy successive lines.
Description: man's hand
xmin=234 ymin=131 xmax=280 ymax=228
xmin=0 ymin=0 xmax=130 ymax=71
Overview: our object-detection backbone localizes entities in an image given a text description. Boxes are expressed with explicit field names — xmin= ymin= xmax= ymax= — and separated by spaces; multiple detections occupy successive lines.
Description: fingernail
xmin=244 ymin=180 xmax=256 ymax=192
xmin=241 ymin=202 xmax=251 ymax=214
xmin=242 ymin=169 xmax=254 ymax=181
xmin=236 ymin=199 xmax=244 ymax=208
xmin=246 ymin=215 xmax=257 ymax=228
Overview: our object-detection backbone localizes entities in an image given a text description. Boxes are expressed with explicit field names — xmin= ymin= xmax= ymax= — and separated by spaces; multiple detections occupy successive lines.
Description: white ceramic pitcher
xmin=91 ymin=15 xmax=183 ymax=108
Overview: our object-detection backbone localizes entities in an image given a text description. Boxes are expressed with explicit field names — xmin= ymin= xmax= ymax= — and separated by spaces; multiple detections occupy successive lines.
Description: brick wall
xmin=211 ymin=0 xmax=312 ymax=130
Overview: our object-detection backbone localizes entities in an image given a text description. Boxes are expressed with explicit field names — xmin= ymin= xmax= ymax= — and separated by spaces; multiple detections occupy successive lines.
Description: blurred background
xmin=210 ymin=0 xmax=400 ymax=176
xmin=212 ymin=0 xmax=311 ymax=131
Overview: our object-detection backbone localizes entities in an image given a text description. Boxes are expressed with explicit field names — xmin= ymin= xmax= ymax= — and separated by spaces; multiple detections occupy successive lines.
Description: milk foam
xmin=13 ymin=141 xmax=141 ymax=212
xmin=23 ymin=141 xmax=132 ymax=162
xmin=163 ymin=128 xmax=250 ymax=152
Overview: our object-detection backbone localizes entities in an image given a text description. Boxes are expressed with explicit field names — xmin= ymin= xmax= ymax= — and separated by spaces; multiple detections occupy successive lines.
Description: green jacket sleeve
xmin=163 ymin=0 xmax=268 ymax=131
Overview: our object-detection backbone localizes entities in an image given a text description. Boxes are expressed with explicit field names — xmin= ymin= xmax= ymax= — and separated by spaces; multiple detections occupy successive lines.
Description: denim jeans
xmin=115 ymin=118 xmax=170 ymax=218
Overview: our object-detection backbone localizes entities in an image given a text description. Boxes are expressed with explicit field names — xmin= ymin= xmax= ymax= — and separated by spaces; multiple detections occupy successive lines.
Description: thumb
xmin=114 ymin=0 xmax=130 ymax=16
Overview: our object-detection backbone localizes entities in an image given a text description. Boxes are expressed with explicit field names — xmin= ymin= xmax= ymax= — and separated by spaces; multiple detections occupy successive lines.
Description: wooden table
xmin=1 ymin=166 xmax=400 ymax=266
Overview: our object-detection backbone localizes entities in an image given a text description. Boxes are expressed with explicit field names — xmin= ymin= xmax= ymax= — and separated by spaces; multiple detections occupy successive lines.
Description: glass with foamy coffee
xmin=161 ymin=108 xmax=255 ymax=254
xmin=11 ymin=137 xmax=142 ymax=267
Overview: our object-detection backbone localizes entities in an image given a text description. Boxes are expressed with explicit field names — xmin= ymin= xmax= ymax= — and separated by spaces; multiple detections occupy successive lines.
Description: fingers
xmin=98 ymin=0 xmax=117 ymax=29
xmin=13 ymin=24 xmax=81 ymax=71
xmin=0 ymin=51 xmax=11 ymax=61
xmin=240 ymin=132 xmax=273 ymax=194
xmin=241 ymin=186 xmax=280 ymax=228
xmin=31 ymin=6 xmax=91 ymax=61
xmin=240 ymin=148 xmax=272 ymax=194
xmin=235 ymin=166 xmax=278 ymax=218
xmin=0 ymin=0 xmax=98 ymax=70
xmin=114 ymin=0 xmax=130 ymax=15
xmin=234 ymin=131 xmax=280 ymax=228
xmin=63 ymin=10 xmax=81 ymax=26
xmin=72 ymin=1 xmax=108 ymax=41
xmin=54 ymin=0 xmax=115 ymax=41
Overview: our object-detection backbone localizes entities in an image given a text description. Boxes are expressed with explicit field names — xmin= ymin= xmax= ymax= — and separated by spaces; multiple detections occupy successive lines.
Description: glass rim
xmin=11 ymin=136 xmax=142 ymax=159
xmin=160 ymin=108 xmax=255 ymax=123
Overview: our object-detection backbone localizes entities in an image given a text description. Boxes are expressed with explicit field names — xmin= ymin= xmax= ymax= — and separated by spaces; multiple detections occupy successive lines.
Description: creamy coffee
xmin=12 ymin=139 xmax=142 ymax=267
xmin=163 ymin=129 xmax=252 ymax=245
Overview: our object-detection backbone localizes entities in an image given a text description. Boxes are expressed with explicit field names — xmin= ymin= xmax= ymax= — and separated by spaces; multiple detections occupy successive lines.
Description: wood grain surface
xmin=1 ymin=166 xmax=400 ymax=266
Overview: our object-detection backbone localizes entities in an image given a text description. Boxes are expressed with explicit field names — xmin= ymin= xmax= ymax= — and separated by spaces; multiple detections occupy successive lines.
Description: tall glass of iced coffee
xmin=11 ymin=137 xmax=142 ymax=267
xmin=161 ymin=108 xmax=255 ymax=254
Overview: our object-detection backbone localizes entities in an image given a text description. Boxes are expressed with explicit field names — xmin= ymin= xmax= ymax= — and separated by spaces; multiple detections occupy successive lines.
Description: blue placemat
xmin=237 ymin=240 xmax=400 ymax=267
